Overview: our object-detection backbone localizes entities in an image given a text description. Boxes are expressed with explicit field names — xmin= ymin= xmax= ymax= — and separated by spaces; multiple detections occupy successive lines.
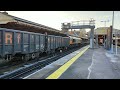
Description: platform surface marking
xmin=46 ymin=45 xmax=90 ymax=79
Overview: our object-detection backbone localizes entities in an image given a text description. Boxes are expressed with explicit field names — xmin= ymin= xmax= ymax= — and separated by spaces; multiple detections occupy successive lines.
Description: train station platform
xmin=24 ymin=45 xmax=120 ymax=79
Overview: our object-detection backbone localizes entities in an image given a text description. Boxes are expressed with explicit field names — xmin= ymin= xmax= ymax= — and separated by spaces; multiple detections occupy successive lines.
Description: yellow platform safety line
xmin=46 ymin=45 xmax=90 ymax=79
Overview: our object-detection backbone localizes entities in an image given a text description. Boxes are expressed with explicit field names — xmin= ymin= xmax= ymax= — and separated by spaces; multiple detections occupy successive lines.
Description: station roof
xmin=94 ymin=27 xmax=109 ymax=35
xmin=94 ymin=27 xmax=120 ymax=35
xmin=0 ymin=12 xmax=67 ymax=36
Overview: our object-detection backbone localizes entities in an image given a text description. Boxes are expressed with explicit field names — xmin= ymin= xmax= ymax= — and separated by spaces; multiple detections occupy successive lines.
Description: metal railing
xmin=62 ymin=19 xmax=95 ymax=29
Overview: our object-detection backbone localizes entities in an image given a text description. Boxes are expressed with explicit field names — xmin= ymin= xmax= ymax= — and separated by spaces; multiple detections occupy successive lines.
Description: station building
xmin=88 ymin=27 xmax=120 ymax=49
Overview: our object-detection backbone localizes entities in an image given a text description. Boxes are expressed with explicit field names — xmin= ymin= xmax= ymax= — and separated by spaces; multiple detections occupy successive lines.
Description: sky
xmin=6 ymin=11 xmax=120 ymax=32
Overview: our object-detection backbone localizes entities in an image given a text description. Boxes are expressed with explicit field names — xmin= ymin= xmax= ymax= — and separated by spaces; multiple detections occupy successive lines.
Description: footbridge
xmin=61 ymin=19 xmax=95 ymax=49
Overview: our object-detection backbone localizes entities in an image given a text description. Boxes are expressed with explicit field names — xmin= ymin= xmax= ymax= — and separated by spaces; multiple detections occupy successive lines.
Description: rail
xmin=0 ymin=45 xmax=87 ymax=79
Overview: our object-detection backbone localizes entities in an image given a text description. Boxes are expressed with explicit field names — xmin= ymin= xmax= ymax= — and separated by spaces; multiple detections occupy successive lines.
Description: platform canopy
xmin=94 ymin=27 xmax=120 ymax=35
xmin=0 ymin=12 xmax=67 ymax=37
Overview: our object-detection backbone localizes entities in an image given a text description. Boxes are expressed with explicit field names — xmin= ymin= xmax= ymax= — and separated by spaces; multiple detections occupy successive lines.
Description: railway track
xmin=0 ymin=45 xmax=86 ymax=79
xmin=0 ymin=53 xmax=53 ymax=75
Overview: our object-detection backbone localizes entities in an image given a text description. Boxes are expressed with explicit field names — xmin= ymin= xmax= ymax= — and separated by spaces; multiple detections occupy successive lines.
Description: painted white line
xmin=23 ymin=68 xmax=42 ymax=79
xmin=87 ymin=51 xmax=94 ymax=79
xmin=46 ymin=46 xmax=89 ymax=79
xmin=23 ymin=57 xmax=56 ymax=79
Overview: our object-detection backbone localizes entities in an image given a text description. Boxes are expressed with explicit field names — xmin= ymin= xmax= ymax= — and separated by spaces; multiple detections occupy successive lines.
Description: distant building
xmin=87 ymin=27 xmax=120 ymax=37
xmin=87 ymin=27 xmax=120 ymax=49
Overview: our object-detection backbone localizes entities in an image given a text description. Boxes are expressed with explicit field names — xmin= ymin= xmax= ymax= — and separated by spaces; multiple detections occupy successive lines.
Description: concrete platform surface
xmin=24 ymin=45 xmax=120 ymax=79
xmin=59 ymin=46 xmax=120 ymax=79
xmin=23 ymin=45 xmax=89 ymax=79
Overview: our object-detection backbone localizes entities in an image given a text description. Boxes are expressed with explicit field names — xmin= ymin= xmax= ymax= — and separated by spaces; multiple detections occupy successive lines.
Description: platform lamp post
xmin=100 ymin=20 xmax=109 ymax=48
xmin=115 ymin=28 xmax=118 ymax=55
xmin=111 ymin=11 xmax=114 ymax=53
